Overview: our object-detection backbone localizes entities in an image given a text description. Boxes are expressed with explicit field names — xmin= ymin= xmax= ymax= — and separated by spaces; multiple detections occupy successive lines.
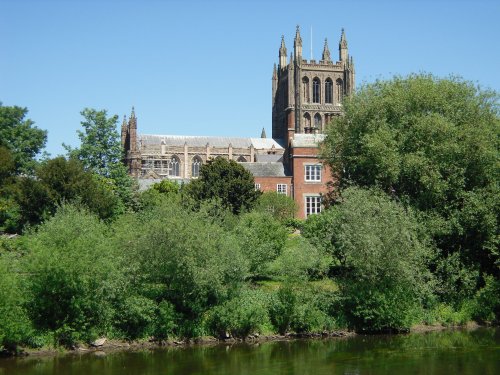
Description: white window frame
xmin=305 ymin=164 xmax=322 ymax=182
xmin=277 ymin=183 xmax=287 ymax=195
xmin=305 ymin=195 xmax=322 ymax=217
xmin=254 ymin=183 xmax=261 ymax=191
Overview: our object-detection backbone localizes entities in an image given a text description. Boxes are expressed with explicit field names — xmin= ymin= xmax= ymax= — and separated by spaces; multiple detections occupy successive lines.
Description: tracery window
xmin=169 ymin=155 xmax=180 ymax=177
xmin=312 ymin=78 xmax=320 ymax=103
xmin=325 ymin=78 xmax=333 ymax=104
xmin=314 ymin=113 xmax=322 ymax=129
xmin=303 ymin=112 xmax=311 ymax=131
xmin=302 ymin=77 xmax=310 ymax=103
xmin=191 ymin=156 xmax=202 ymax=178
xmin=336 ymin=78 xmax=343 ymax=103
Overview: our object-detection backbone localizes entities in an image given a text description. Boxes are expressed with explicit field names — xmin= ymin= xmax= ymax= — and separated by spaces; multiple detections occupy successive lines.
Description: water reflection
xmin=1 ymin=328 xmax=499 ymax=375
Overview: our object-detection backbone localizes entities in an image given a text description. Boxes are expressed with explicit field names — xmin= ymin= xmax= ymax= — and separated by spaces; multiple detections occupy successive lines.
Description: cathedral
xmin=122 ymin=26 xmax=354 ymax=218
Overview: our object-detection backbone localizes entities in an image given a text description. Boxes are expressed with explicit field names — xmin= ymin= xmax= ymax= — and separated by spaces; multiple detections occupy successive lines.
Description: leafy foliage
xmin=322 ymin=74 xmax=499 ymax=277
xmin=66 ymin=108 xmax=134 ymax=211
xmin=254 ymin=192 xmax=298 ymax=222
xmin=307 ymin=187 xmax=434 ymax=331
xmin=186 ymin=157 xmax=260 ymax=214
xmin=234 ymin=211 xmax=288 ymax=277
xmin=0 ymin=103 xmax=47 ymax=174
xmin=23 ymin=206 xmax=124 ymax=344
xmin=15 ymin=157 xmax=119 ymax=229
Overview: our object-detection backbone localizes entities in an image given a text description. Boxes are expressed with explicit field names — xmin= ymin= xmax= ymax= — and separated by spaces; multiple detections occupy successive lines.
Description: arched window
xmin=336 ymin=78 xmax=343 ymax=103
xmin=312 ymin=78 xmax=320 ymax=103
xmin=169 ymin=155 xmax=180 ymax=177
xmin=303 ymin=113 xmax=311 ymax=132
xmin=325 ymin=78 xmax=333 ymax=104
xmin=314 ymin=113 xmax=322 ymax=129
xmin=302 ymin=77 xmax=310 ymax=103
xmin=191 ymin=156 xmax=202 ymax=178
xmin=237 ymin=156 xmax=247 ymax=162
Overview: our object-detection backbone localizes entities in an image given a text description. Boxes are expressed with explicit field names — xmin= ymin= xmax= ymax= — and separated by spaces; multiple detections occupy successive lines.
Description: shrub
xmin=206 ymin=289 xmax=269 ymax=337
xmin=234 ymin=211 xmax=288 ymax=277
xmin=0 ymin=255 xmax=31 ymax=352
xmin=254 ymin=192 xmax=297 ymax=222
xmin=24 ymin=205 xmax=124 ymax=344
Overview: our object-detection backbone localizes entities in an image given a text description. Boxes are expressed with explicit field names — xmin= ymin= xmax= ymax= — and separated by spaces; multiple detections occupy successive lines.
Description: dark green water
xmin=2 ymin=328 xmax=499 ymax=375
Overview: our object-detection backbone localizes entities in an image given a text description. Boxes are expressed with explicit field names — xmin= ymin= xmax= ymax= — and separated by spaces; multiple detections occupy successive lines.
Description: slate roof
xmin=291 ymin=133 xmax=326 ymax=147
xmin=139 ymin=134 xmax=283 ymax=150
xmin=255 ymin=153 xmax=283 ymax=163
xmin=240 ymin=162 xmax=290 ymax=177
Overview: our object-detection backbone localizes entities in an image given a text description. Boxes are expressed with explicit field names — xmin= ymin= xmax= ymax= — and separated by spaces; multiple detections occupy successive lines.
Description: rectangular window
xmin=277 ymin=184 xmax=287 ymax=195
xmin=305 ymin=196 xmax=322 ymax=216
xmin=255 ymin=183 xmax=261 ymax=191
xmin=305 ymin=164 xmax=322 ymax=182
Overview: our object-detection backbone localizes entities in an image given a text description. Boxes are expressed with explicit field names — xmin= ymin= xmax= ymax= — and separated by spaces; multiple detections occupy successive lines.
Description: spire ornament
xmin=322 ymin=38 xmax=331 ymax=61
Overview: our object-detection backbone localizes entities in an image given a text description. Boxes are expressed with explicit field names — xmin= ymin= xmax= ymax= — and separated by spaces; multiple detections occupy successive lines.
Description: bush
xmin=207 ymin=289 xmax=269 ymax=337
xmin=313 ymin=187 xmax=434 ymax=332
xmin=23 ymin=205 xmax=124 ymax=344
xmin=254 ymin=192 xmax=297 ymax=222
xmin=0 ymin=255 xmax=31 ymax=352
xmin=268 ymin=284 xmax=334 ymax=334
xmin=115 ymin=295 xmax=156 ymax=339
xmin=267 ymin=236 xmax=331 ymax=280
xmin=470 ymin=276 xmax=500 ymax=323
xmin=119 ymin=198 xmax=248 ymax=320
xmin=153 ymin=301 xmax=178 ymax=340
xmin=234 ymin=211 xmax=288 ymax=277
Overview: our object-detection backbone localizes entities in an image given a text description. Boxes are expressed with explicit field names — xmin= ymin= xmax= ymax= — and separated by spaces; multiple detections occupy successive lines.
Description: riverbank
xmin=6 ymin=330 xmax=355 ymax=358
xmin=7 ymin=323 xmax=490 ymax=359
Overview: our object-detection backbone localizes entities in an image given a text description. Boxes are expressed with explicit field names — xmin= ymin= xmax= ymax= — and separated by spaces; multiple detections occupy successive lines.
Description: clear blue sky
xmin=1 ymin=0 xmax=499 ymax=156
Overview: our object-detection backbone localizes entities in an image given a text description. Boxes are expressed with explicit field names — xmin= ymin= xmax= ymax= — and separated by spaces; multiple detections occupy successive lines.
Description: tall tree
xmin=322 ymin=74 xmax=499 ymax=276
xmin=186 ymin=157 xmax=260 ymax=215
xmin=0 ymin=103 xmax=47 ymax=174
xmin=66 ymin=108 xmax=134 ymax=209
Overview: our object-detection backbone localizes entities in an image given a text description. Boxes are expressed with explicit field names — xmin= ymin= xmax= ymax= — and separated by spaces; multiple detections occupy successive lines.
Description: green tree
xmin=234 ymin=211 xmax=288 ymax=278
xmin=23 ymin=205 xmax=125 ymax=345
xmin=186 ymin=157 xmax=260 ymax=214
xmin=254 ymin=191 xmax=298 ymax=222
xmin=0 ymin=103 xmax=47 ymax=174
xmin=66 ymin=108 xmax=134 ymax=210
xmin=15 ymin=157 xmax=118 ymax=229
xmin=0 ymin=146 xmax=21 ymax=233
xmin=0 ymin=254 xmax=31 ymax=352
xmin=307 ymin=187 xmax=434 ymax=331
xmin=322 ymin=74 xmax=499 ymax=277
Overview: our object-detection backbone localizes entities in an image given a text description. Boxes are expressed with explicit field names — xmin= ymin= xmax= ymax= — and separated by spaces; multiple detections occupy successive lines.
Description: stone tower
xmin=121 ymin=107 xmax=141 ymax=177
xmin=272 ymin=26 xmax=355 ymax=141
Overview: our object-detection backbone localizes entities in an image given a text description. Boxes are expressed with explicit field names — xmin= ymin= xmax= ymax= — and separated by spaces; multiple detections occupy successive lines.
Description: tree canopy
xmin=322 ymin=74 xmax=499 ymax=276
xmin=186 ymin=157 xmax=260 ymax=214
xmin=0 ymin=103 xmax=47 ymax=174
xmin=66 ymin=108 xmax=134 ymax=210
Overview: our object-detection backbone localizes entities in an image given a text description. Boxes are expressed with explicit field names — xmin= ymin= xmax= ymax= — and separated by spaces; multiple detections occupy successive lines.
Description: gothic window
xmin=312 ymin=78 xmax=320 ymax=103
xmin=169 ymin=155 xmax=180 ymax=177
xmin=191 ymin=156 xmax=202 ymax=178
xmin=303 ymin=113 xmax=311 ymax=131
xmin=336 ymin=78 xmax=343 ymax=103
xmin=237 ymin=156 xmax=247 ymax=162
xmin=302 ymin=77 xmax=310 ymax=103
xmin=325 ymin=78 xmax=333 ymax=104
xmin=314 ymin=113 xmax=322 ymax=129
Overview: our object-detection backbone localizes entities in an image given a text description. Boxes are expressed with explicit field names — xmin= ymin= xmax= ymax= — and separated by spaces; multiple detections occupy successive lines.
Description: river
xmin=1 ymin=328 xmax=499 ymax=375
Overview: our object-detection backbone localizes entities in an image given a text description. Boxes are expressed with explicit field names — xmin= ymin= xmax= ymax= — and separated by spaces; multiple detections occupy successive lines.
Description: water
xmin=1 ymin=328 xmax=499 ymax=375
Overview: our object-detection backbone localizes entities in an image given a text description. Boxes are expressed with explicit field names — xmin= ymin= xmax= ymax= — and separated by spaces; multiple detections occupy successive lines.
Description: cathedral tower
xmin=272 ymin=26 xmax=355 ymax=141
